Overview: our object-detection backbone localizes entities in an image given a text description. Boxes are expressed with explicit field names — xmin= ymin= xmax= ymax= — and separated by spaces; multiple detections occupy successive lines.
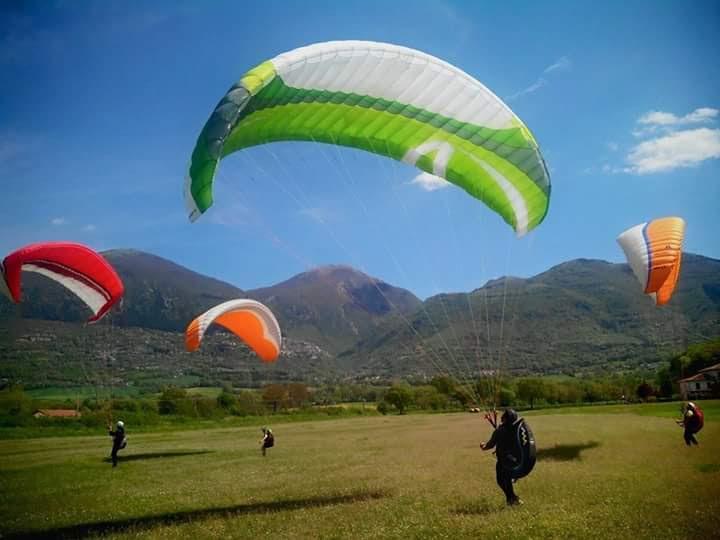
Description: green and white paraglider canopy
xmin=185 ymin=40 xmax=551 ymax=236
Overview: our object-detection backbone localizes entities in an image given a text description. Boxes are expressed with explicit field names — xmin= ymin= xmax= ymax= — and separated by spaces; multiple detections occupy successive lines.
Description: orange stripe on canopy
xmin=655 ymin=251 xmax=682 ymax=306
xmin=644 ymin=217 xmax=685 ymax=305
xmin=185 ymin=299 xmax=282 ymax=361
xmin=185 ymin=318 xmax=202 ymax=352
xmin=214 ymin=311 xmax=279 ymax=362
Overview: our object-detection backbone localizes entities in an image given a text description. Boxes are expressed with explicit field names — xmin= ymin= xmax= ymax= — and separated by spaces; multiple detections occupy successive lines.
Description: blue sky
xmin=2 ymin=0 xmax=719 ymax=299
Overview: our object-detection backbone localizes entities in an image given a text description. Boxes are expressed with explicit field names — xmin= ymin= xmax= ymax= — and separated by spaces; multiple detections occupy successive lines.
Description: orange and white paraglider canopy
xmin=185 ymin=299 xmax=282 ymax=362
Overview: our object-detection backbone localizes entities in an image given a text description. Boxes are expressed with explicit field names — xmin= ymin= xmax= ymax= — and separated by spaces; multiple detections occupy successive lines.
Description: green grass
xmin=312 ymin=401 xmax=371 ymax=409
xmin=0 ymin=407 xmax=377 ymax=440
xmin=185 ymin=387 xmax=223 ymax=398
xmin=523 ymin=399 xmax=720 ymax=419
xmin=1 ymin=402 xmax=718 ymax=539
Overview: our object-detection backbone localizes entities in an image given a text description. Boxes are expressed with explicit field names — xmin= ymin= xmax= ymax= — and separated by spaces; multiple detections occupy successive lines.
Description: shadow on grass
xmin=102 ymin=450 xmax=214 ymax=463
xmin=536 ymin=441 xmax=601 ymax=462
xmin=5 ymin=489 xmax=390 ymax=539
xmin=696 ymin=463 xmax=720 ymax=474
xmin=452 ymin=499 xmax=499 ymax=516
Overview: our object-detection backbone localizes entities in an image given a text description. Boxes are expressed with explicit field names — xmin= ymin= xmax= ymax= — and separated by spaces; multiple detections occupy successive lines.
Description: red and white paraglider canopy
xmin=1 ymin=242 xmax=124 ymax=323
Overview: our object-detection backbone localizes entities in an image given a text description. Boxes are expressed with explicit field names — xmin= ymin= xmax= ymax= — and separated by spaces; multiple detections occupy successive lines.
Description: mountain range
xmin=341 ymin=255 xmax=719 ymax=378
xmin=0 ymin=249 xmax=718 ymax=388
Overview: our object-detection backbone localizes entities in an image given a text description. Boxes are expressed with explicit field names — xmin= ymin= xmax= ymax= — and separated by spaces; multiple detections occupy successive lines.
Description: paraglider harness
xmin=262 ymin=429 xmax=274 ymax=449
xmin=110 ymin=426 xmax=127 ymax=450
xmin=108 ymin=424 xmax=127 ymax=467
xmin=682 ymin=403 xmax=704 ymax=434
xmin=485 ymin=410 xmax=536 ymax=480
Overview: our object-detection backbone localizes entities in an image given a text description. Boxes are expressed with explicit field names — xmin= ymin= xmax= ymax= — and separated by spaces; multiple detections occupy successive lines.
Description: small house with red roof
xmin=679 ymin=362 xmax=720 ymax=400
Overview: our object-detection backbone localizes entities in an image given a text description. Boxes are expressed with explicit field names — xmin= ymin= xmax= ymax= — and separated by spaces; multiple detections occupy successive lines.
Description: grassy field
xmin=184 ymin=387 xmax=224 ymax=398
xmin=523 ymin=399 xmax=720 ymax=418
xmin=1 ymin=402 xmax=718 ymax=539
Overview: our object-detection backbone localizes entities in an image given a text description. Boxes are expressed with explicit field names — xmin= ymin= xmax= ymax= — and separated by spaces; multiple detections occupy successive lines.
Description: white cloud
xmin=626 ymin=127 xmax=720 ymax=174
xmin=83 ymin=224 xmax=97 ymax=232
xmin=583 ymin=163 xmax=623 ymax=175
xmin=434 ymin=0 xmax=473 ymax=49
xmin=606 ymin=142 xmax=619 ymax=152
xmin=638 ymin=107 xmax=718 ymax=126
xmin=51 ymin=217 xmax=67 ymax=226
xmin=299 ymin=207 xmax=326 ymax=224
xmin=409 ymin=172 xmax=451 ymax=191
xmin=603 ymin=105 xmax=720 ymax=175
xmin=506 ymin=55 xmax=570 ymax=102
xmin=506 ymin=78 xmax=547 ymax=102
xmin=544 ymin=56 xmax=572 ymax=74
xmin=631 ymin=127 xmax=655 ymax=138
xmin=208 ymin=203 xmax=251 ymax=227
xmin=298 ymin=206 xmax=338 ymax=224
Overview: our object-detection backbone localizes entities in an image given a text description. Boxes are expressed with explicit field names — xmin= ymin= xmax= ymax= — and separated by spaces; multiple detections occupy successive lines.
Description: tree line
xmin=650 ymin=338 xmax=720 ymax=399
xmin=2 ymin=339 xmax=716 ymax=429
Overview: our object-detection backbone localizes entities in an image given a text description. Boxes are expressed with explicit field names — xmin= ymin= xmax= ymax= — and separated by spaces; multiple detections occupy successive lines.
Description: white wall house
xmin=679 ymin=362 xmax=720 ymax=400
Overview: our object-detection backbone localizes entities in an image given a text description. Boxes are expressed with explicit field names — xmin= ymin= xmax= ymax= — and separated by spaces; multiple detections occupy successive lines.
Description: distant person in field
xmin=108 ymin=420 xmax=127 ymax=467
xmin=678 ymin=402 xmax=703 ymax=446
xmin=480 ymin=409 xmax=535 ymax=506
xmin=260 ymin=427 xmax=274 ymax=456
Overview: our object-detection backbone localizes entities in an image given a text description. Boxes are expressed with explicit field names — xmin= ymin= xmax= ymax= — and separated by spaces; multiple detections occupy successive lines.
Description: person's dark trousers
xmin=496 ymin=461 xmax=516 ymax=502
